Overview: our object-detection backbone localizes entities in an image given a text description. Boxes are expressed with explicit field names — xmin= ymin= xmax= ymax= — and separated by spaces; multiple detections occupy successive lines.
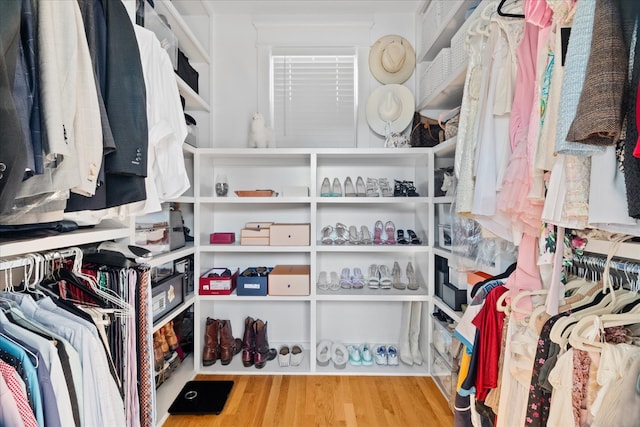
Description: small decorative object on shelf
xmin=248 ymin=112 xmax=274 ymax=148
xmin=215 ymin=174 xmax=229 ymax=196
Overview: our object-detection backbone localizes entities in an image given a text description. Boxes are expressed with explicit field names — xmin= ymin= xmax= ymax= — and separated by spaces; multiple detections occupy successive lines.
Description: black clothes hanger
xmin=45 ymin=268 xmax=108 ymax=308
xmin=497 ymin=0 xmax=525 ymax=18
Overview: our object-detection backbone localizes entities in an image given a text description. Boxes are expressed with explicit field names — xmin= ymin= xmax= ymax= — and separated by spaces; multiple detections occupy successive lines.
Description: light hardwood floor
xmin=162 ymin=374 xmax=454 ymax=427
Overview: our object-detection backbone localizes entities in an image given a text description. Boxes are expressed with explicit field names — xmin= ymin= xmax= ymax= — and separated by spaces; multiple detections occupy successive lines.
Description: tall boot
xmin=202 ymin=317 xmax=219 ymax=366
xmin=253 ymin=319 xmax=277 ymax=369
xmin=242 ymin=316 xmax=255 ymax=367
xmin=399 ymin=301 xmax=413 ymax=365
xmin=154 ymin=330 xmax=171 ymax=360
xmin=219 ymin=319 xmax=243 ymax=365
xmin=409 ymin=301 xmax=423 ymax=365
xmin=163 ymin=321 xmax=179 ymax=352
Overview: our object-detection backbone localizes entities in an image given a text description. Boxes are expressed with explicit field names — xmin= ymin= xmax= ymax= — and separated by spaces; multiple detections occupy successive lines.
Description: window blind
xmin=272 ymin=52 xmax=357 ymax=147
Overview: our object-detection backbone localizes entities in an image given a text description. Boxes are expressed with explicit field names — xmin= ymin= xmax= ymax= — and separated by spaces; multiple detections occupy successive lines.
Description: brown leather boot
xmin=253 ymin=319 xmax=277 ymax=369
xmin=202 ymin=318 xmax=219 ymax=366
xmin=241 ymin=316 xmax=255 ymax=367
xmin=163 ymin=321 xmax=179 ymax=351
xmin=219 ymin=319 xmax=243 ymax=365
xmin=153 ymin=335 xmax=164 ymax=371
xmin=154 ymin=330 xmax=171 ymax=360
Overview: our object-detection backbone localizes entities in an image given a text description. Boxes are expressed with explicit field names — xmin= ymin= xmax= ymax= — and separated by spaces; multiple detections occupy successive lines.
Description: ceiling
xmin=173 ymin=0 xmax=425 ymax=15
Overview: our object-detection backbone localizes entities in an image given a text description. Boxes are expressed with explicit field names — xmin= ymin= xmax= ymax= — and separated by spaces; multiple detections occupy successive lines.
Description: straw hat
xmin=366 ymin=84 xmax=415 ymax=136
xmin=369 ymin=35 xmax=416 ymax=84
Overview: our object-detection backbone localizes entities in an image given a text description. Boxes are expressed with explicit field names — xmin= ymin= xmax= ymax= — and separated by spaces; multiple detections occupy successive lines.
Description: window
xmin=271 ymin=49 xmax=357 ymax=147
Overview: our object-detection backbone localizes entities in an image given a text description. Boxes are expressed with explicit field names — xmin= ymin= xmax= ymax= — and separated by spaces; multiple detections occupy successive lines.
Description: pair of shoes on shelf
xmin=346 ymin=344 xmax=374 ymax=366
xmin=278 ymin=344 xmax=304 ymax=367
xmin=396 ymin=229 xmax=422 ymax=245
xmin=375 ymin=345 xmax=399 ymax=366
xmin=320 ymin=223 xmax=349 ymax=245
xmin=393 ymin=180 xmax=420 ymax=197
xmin=317 ymin=271 xmax=341 ymax=291
xmin=349 ymin=225 xmax=373 ymax=244
xmin=320 ymin=177 xmax=343 ymax=197
xmin=378 ymin=178 xmax=394 ymax=197
xmin=367 ymin=264 xmax=392 ymax=289
xmin=202 ymin=318 xmax=243 ymax=366
xmin=241 ymin=317 xmax=277 ymax=369
xmin=316 ymin=340 xmax=349 ymax=369
xmin=373 ymin=220 xmax=397 ymax=245
xmin=344 ymin=176 xmax=366 ymax=197
xmin=339 ymin=267 xmax=365 ymax=289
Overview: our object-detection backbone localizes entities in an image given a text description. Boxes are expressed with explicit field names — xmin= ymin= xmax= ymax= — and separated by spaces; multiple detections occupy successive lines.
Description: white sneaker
xmin=387 ymin=345 xmax=399 ymax=366
xmin=374 ymin=345 xmax=388 ymax=365
xmin=347 ymin=345 xmax=362 ymax=366
xmin=331 ymin=342 xmax=348 ymax=369
xmin=316 ymin=340 xmax=332 ymax=367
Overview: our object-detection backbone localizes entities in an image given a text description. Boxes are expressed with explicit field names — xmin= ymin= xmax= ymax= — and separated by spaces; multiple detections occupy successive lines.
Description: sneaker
xmin=374 ymin=345 xmax=388 ymax=365
xmin=387 ymin=345 xmax=399 ymax=366
xmin=347 ymin=345 xmax=362 ymax=366
xmin=359 ymin=344 xmax=373 ymax=366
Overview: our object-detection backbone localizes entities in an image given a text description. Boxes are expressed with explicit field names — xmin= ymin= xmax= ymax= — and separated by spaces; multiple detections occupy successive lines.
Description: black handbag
xmin=410 ymin=112 xmax=445 ymax=147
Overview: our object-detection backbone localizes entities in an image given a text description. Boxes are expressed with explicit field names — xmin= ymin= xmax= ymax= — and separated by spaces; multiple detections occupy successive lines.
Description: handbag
xmin=439 ymin=106 xmax=461 ymax=141
xmin=410 ymin=112 xmax=444 ymax=147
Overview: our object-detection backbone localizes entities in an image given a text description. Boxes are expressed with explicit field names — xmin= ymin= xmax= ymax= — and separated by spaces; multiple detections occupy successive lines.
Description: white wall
xmin=211 ymin=12 xmax=416 ymax=148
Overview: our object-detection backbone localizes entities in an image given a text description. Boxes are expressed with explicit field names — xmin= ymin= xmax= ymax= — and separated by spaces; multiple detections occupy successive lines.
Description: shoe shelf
xmin=315 ymin=287 xmax=428 ymax=301
xmin=198 ymin=347 xmax=312 ymax=376
xmin=433 ymin=296 xmax=463 ymax=323
xmin=315 ymin=245 xmax=429 ymax=253
xmin=314 ymin=358 xmax=429 ymax=376
xmin=153 ymin=294 xmax=197 ymax=333
xmin=198 ymin=294 xmax=312 ymax=302
xmin=200 ymin=244 xmax=311 ymax=253
xmin=144 ymin=243 xmax=196 ymax=268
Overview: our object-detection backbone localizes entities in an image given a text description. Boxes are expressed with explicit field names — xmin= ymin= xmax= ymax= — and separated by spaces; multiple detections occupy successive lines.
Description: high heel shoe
xmin=392 ymin=261 xmax=406 ymax=290
xmin=320 ymin=225 xmax=333 ymax=245
xmin=334 ymin=223 xmax=349 ymax=245
xmin=351 ymin=267 xmax=365 ymax=289
xmin=406 ymin=262 xmax=418 ymax=290
xmin=361 ymin=225 xmax=372 ymax=245
xmin=404 ymin=180 xmax=419 ymax=197
xmin=329 ymin=271 xmax=341 ymax=291
xmin=384 ymin=221 xmax=396 ymax=245
xmin=320 ymin=177 xmax=331 ymax=197
xmin=397 ymin=229 xmax=409 ymax=244
xmin=367 ymin=264 xmax=380 ymax=289
xmin=344 ymin=177 xmax=356 ymax=197
xmin=356 ymin=176 xmax=366 ymax=197
xmin=373 ymin=220 xmax=384 ymax=245
xmin=332 ymin=178 xmax=342 ymax=197
xmin=379 ymin=265 xmax=392 ymax=289
xmin=340 ymin=268 xmax=351 ymax=289
xmin=348 ymin=225 xmax=362 ymax=244
xmin=407 ymin=229 xmax=422 ymax=245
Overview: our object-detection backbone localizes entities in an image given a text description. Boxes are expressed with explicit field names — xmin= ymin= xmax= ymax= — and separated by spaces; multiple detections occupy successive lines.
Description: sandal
xmin=404 ymin=180 xmax=419 ymax=197
xmin=329 ymin=271 xmax=341 ymax=291
xmin=366 ymin=178 xmax=379 ymax=197
xmin=334 ymin=223 xmax=349 ymax=245
xmin=397 ymin=229 xmax=409 ymax=244
xmin=367 ymin=264 xmax=380 ymax=289
xmin=379 ymin=265 xmax=392 ymax=289
xmin=349 ymin=225 xmax=362 ymax=244
xmin=384 ymin=221 xmax=396 ymax=245
xmin=339 ymin=268 xmax=351 ymax=289
xmin=361 ymin=225 xmax=372 ymax=245
xmin=392 ymin=261 xmax=406 ymax=290
xmin=379 ymin=178 xmax=393 ymax=197
xmin=317 ymin=271 xmax=330 ymax=291
xmin=320 ymin=225 xmax=333 ymax=245
xmin=373 ymin=220 xmax=384 ymax=245
xmin=351 ymin=267 xmax=365 ymax=289
xmin=407 ymin=229 xmax=422 ymax=245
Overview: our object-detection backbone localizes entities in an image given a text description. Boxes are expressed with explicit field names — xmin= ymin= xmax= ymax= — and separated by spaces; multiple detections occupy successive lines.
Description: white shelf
xmin=316 ymin=244 xmax=430 ymax=253
xmin=0 ymin=220 xmax=131 ymax=258
xmin=316 ymin=197 xmax=431 ymax=205
xmin=152 ymin=294 xmax=196 ymax=333
xmin=433 ymin=296 xmax=463 ymax=323
xmin=199 ymin=293 xmax=312 ymax=302
xmin=434 ymin=196 xmax=455 ymax=204
xmin=144 ymin=243 xmax=195 ymax=268
xmin=316 ymin=287 xmax=428 ymax=301
xmin=418 ymin=62 xmax=467 ymax=110
xmin=584 ymin=239 xmax=640 ymax=261
xmin=315 ymin=357 xmax=429 ymax=376
xmin=176 ymin=77 xmax=210 ymax=111
xmin=153 ymin=0 xmax=210 ymax=64
xmin=200 ymin=244 xmax=311 ymax=253
xmin=155 ymin=353 xmax=196 ymax=427
xmin=198 ymin=349 xmax=312 ymax=375
xmin=418 ymin=0 xmax=478 ymax=62
xmin=197 ymin=197 xmax=310 ymax=204
xmin=433 ymin=136 xmax=457 ymax=157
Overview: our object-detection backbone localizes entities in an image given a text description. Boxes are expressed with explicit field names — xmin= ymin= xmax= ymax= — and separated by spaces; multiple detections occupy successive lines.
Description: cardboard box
xmin=199 ymin=268 xmax=238 ymax=296
xmin=240 ymin=237 xmax=270 ymax=246
xmin=269 ymin=223 xmax=310 ymax=246
xmin=245 ymin=222 xmax=273 ymax=230
xmin=268 ymin=265 xmax=310 ymax=296
xmin=237 ymin=267 xmax=272 ymax=296
xmin=466 ymin=271 xmax=492 ymax=287
xmin=240 ymin=228 xmax=270 ymax=246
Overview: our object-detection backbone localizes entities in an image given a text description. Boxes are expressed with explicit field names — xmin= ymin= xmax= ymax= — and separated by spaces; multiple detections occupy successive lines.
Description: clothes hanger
xmin=497 ymin=0 xmax=525 ymax=19
xmin=0 ymin=331 xmax=39 ymax=368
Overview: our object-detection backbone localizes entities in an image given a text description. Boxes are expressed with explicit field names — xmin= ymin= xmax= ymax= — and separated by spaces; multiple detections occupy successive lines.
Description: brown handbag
xmin=410 ymin=112 xmax=444 ymax=147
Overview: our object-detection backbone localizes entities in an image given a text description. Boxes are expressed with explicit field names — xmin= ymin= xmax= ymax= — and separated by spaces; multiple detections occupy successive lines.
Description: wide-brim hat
xmin=369 ymin=35 xmax=416 ymax=84
xmin=366 ymin=84 xmax=415 ymax=136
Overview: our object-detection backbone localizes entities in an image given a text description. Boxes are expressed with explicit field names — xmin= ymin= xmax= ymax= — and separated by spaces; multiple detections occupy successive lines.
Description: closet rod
xmin=0 ymin=247 xmax=79 ymax=272
xmin=573 ymin=252 xmax=640 ymax=276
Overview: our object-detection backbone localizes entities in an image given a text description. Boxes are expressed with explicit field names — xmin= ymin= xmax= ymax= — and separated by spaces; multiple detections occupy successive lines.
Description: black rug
xmin=168 ymin=380 xmax=234 ymax=415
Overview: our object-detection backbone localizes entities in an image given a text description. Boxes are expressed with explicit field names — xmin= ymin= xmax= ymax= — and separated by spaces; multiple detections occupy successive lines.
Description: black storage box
xmin=434 ymin=255 xmax=449 ymax=299
xmin=442 ymin=281 xmax=466 ymax=311
xmin=152 ymin=273 xmax=184 ymax=322
xmin=176 ymin=49 xmax=199 ymax=93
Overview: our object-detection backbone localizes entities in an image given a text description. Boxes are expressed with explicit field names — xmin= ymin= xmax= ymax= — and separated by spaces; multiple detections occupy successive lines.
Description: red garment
xmin=471 ymin=285 xmax=509 ymax=401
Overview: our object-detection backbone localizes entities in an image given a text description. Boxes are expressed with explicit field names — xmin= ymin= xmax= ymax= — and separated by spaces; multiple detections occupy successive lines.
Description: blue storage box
xmin=236 ymin=267 xmax=273 ymax=296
